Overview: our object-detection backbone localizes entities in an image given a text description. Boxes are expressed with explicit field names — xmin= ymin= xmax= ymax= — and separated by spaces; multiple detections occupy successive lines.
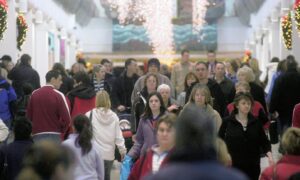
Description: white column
xmin=21 ymin=10 xmax=35 ymax=60
xmin=35 ymin=23 xmax=48 ymax=86
xmin=270 ymin=9 xmax=280 ymax=58
xmin=0 ymin=0 xmax=17 ymax=62
xmin=255 ymin=28 xmax=263 ymax=64
xmin=249 ymin=31 xmax=257 ymax=58
xmin=261 ymin=19 xmax=271 ymax=68
xmin=64 ymin=38 xmax=71 ymax=69
xmin=48 ymin=20 xmax=60 ymax=63
xmin=279 ymin=1 xmax=291 ymax=59
xmin=68 ymin=35 xmax=76 ymax=69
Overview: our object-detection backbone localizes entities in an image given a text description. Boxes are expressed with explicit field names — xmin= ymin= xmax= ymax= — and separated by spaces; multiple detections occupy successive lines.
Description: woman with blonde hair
xmin=260 ymin=127 xmax=300 ymax=180
xmin=237 ymin=66 xmax=267 ymax=113
xmin=187 ymin=84 xmax=222 ymax=132
xmin=85 ymin=90 xmax=126 ymax=180
xmin=249 ymin=58 xmax=262 ymax=86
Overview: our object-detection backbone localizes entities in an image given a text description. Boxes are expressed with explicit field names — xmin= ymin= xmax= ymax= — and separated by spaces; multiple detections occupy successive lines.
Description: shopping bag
xmin=120 ymin=155 xmax=133 ymax=180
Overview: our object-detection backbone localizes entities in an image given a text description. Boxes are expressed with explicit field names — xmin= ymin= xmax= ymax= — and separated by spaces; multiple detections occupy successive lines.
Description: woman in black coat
xmin=219 ymin=92 xmax=273 ymax=180
xmin=132 ymin=73 xmax=158 ymax=133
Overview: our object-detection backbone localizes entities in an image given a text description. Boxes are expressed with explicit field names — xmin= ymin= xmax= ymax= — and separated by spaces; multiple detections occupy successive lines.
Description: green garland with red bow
xmin=294 ymin=0 xmax=300 ymax=33
xmin=0 ymin=0 xmax=8 ymax=41
xmin=17 ymin=14 xmax=28 ymax=51
xmin=281 ymin=12 xmax=292 ymax=50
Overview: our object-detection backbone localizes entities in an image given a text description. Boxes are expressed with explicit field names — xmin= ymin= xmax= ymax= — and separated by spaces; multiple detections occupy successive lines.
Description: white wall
xmin=76 ymin=17 xmax=113 ymax=53
xmin=0 ymin=0 xmax=17 ymax=61
xmin=217 ymin=17 xmax=250 ymax=52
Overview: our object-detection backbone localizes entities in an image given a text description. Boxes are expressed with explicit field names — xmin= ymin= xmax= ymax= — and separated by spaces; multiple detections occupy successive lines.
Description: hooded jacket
xmin=85 ymin=108 xmax=126 ymax=160
xmin=0 ymin=77 xmax=17 ymax=121
xmin=67 ymin=84 xmax=96 ymax=118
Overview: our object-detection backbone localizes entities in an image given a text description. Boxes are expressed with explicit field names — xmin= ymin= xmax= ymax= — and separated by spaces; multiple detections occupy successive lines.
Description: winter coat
xmin=0 ymin=78 xmax=17 ymax=121
xmin=202 ymin=104 xmax=222 ymax=132
xmin=129 ymin=146 xmax=171 ymax=180
xmin=128 ymin=115 xmax=164 ymax=159
xmin=186 ymin=80 xmax=226 ymax=117
xmin=132 ymin=87 xmax=148 ymax=132
xmin=67 ymin=84 xmax=96 ymax=118
xmin=59 ymin=75 xmax=74 ymax=95
xmin=111 ymin=71 xmax=139 ymax=110
xmin=8 ymin=64 xmax=40 ymax=98
xmin=270 ymin=69 xmax=300 ymax=126
xmin=225 ymin=101 xmax=269 ymax=128
xmin=219 ymin=114 xmax=271 ymax=179
xmin=0 ymin=140 xmax=33 ymax=180
xmin=215 ymin=77 xmax=236 ymax=106
xmin=260 ymin=155 xmax=300 ymax=180
xmin=85 ymin=108 xmax=126 ymax=161
xmin=249 ymin=82 xmax=267 ymax=113
xmin=292 ymin=103 xmax=300 ymax=128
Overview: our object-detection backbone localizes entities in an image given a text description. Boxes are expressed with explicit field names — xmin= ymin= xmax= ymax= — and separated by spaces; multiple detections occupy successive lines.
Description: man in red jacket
xmin=27 ymin=70 xmax=71 ymax=143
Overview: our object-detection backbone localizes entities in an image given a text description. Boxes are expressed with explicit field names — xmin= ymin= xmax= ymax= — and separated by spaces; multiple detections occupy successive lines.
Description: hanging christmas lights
xmin=192 ymin=0 xmax=209 ymax=33
xmin=17 ymin=14 xmax=28 ymax=51
xmin=106 ymin=0 xmax=175 ymax=56
xmin=281 ymin=12 xmax=292 ymax=50
xmin=106 ymin=0 xmax=132 ymax=24
xmin=294 ymin=0 xmax=300 ymax=35
xmin=0 ymin=0 xmax=8 ymax=41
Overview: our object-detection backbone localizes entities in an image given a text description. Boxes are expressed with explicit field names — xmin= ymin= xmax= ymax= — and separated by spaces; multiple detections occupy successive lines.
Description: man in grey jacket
xmin=131 ymin=58 xmax=174 ymax=105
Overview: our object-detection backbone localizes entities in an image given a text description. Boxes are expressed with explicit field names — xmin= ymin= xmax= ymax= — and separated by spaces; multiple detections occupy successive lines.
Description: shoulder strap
xmin=89 ymin=110 xmax=93 ymax=122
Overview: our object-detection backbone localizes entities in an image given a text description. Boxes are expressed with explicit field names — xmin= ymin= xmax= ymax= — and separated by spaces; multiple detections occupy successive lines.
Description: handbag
xmin=269 ymin=118 xmax=279 ymax=144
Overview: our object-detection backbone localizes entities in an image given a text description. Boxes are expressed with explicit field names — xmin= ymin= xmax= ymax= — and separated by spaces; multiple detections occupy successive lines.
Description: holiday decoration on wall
xmin=281 ymin=12 xmax=292 ymax=50
xmin=294 ymin=0 xmax=300 ymax=34
xmin=0 ymin=0 xmax=8 ymax=41
xmin=17 ymin=14 xmax=28 ymax=51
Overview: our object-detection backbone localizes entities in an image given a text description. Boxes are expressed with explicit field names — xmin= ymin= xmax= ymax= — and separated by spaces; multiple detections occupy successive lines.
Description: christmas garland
xmin=17 ymin=14 xmax=28 ymax=51
xmin=281 ymin=12 xmax=292 ymax=50
xmin=0 ymin=0 xmax=8 ymax=41
xmin=294 ymin=0 xmax=300 ymax=34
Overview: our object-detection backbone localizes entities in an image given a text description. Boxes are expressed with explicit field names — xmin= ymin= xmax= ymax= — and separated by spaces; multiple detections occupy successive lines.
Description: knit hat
xmin=148 ymin=58 xmax=160 ymax=70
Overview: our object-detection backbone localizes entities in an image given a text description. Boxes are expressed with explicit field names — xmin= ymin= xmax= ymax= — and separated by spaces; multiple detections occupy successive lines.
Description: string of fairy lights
xmin=107 ymin=0 xmax=175 ymax=56
xmin=0 ymin=0 xmax=7 ymax=41
xmin=192 ymin=0 xmax=209 ymax=34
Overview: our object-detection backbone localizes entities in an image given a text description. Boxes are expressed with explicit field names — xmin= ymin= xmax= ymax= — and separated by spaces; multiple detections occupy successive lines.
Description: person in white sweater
xmin=62 ymin=115 xmax=104 ymax=180
xmin=86 ymin=90 xmax=126 ymax=180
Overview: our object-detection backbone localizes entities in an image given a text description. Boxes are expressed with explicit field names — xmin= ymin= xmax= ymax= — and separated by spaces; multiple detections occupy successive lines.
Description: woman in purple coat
xmin=128 ymin=92 xmax=167 ymax=159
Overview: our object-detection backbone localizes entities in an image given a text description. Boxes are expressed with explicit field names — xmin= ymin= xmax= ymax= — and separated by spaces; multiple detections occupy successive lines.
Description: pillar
xmin=270 ymin=9 xmax=280 ymax=58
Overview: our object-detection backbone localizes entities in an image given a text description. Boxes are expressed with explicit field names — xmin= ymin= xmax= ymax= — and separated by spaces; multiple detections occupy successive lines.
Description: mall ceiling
xmin=53 ymin=0 xmax=265 ymax=26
